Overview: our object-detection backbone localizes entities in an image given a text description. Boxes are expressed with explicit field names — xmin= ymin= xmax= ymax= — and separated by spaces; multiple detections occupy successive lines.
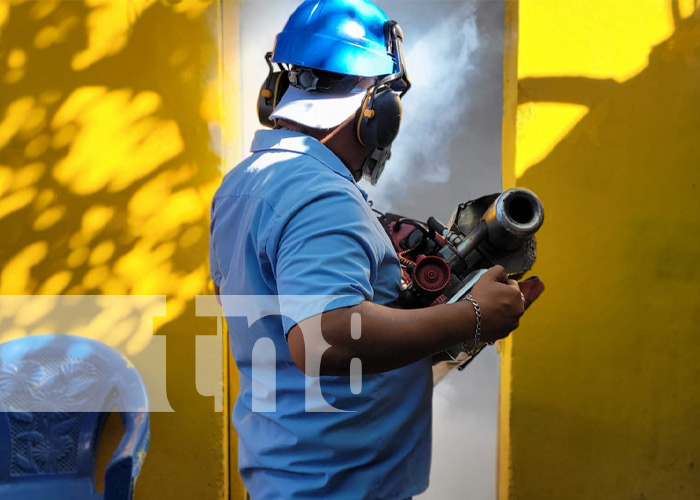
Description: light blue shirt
xmin=210 ymin=129 xmax=432 ymax=500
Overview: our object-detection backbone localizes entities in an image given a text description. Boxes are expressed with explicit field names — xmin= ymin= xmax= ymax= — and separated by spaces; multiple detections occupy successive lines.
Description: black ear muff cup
xmin=258 ymin=71 xmax=290 ymax=128
xmin=357 ymin=87 xmax=402 ymax=149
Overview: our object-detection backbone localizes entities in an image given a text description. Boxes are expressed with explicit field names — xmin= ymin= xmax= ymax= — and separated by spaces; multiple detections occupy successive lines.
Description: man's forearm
xmin=288 ymin=300 xmax=475 ymax=375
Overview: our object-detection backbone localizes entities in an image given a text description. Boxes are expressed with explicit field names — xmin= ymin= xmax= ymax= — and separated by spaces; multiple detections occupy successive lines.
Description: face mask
xmin=361 ymin=147 xmax=392 ymax=185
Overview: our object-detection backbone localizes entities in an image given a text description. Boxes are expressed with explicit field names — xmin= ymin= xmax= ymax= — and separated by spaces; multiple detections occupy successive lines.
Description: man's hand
xmin=469 ymin=265 xmax=525 ymax=343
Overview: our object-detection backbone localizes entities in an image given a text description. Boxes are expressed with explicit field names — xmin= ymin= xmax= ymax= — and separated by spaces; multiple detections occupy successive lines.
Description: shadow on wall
xmin=512 ymin=3 xmax=700 ymax=499
xmin=0 ymin=0 xmax=220 ymax=308
xmin=0 ymin=0 xmax=229 ymax=497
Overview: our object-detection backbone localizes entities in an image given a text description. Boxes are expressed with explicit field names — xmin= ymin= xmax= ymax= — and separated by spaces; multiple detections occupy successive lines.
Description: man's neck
xmin=274 ymin=118 xmax=368 ymax=178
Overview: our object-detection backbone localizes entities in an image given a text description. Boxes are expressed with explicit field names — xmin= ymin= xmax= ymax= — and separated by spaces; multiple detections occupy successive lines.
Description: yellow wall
xmin=501 ymin=0 xmax=700 ymax=498
xmin=0 ymin=1 xmax=241 ymax=498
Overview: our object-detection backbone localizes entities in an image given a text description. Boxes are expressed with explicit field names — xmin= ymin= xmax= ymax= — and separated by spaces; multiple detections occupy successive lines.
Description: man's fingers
xmin=485 ymin=265 xmax=508 ymax=282
xmin=507 ymin=279 xmax=520 ymax=288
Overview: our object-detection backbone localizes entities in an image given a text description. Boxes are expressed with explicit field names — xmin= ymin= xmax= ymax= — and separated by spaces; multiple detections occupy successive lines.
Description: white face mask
xmin=361 ymin=147 xmax=392 ymax=185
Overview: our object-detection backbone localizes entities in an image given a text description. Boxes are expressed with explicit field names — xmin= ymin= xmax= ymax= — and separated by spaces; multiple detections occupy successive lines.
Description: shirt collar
xmin=250 ymin=129 xmax=369 ymax=199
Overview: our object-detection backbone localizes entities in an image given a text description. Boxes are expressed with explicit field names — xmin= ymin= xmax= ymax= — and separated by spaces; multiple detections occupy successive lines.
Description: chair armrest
xmin=104 ymin=412 xmax=150 ymax=500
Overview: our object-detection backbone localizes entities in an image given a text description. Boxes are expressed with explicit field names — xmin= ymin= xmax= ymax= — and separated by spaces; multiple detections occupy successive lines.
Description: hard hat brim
xmin=272 ymin=31 xmax=395 ymax=77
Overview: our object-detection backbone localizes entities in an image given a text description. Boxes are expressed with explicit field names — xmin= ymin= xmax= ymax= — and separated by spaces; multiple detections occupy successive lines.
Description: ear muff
xmin=356 ymin=85 xmax=402 ymax=149
xmin=258 ymin=70 xmax=290 ymax=128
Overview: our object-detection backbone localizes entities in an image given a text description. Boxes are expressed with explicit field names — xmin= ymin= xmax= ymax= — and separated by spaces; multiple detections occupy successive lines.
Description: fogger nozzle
xmin=484 ymin=188 xmax=544 ymax=247
xmin=455 ymin=188 xmax=545 ymax=258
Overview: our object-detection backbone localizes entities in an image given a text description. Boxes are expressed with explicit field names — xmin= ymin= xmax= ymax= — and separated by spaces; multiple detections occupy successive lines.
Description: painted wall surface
xmin=501 ymin=0 xmax=700 ymax=498
xmin=235 ymin=1 xmax=504 ymax=498
xmin=0 ymin=1 xmax=232 ymax=498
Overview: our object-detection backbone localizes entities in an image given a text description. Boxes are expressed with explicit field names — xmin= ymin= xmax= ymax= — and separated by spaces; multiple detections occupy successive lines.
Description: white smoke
xmin=366 ymin=3 xmax=480 ymax=207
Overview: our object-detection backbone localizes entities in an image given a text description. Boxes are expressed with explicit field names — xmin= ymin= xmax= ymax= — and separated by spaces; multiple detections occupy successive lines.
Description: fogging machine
xmin=377 ymin=188 xmax=546 ymax=370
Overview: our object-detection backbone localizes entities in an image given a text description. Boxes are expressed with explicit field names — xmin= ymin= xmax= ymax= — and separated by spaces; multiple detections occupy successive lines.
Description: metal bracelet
xmin=463 ymin=293 xmax=482 ymax=355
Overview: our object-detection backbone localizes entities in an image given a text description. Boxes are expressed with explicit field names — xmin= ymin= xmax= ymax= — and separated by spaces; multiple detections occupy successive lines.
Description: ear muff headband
xmin=354 ymin=21 xmax=409 ymax=149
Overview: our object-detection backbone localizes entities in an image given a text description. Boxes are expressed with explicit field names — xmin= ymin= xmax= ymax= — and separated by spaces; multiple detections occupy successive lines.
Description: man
xmin=210 ymin=1 xmax=525 ymax=498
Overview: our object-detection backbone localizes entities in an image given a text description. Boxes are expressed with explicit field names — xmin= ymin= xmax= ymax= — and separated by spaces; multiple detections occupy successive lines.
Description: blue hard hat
xmin=272 ymin=0 xmax=395 ymax=77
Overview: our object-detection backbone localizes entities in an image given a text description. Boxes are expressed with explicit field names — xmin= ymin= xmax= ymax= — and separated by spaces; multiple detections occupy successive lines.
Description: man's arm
xmin=288 ymin=265 xmax=524 ymax=375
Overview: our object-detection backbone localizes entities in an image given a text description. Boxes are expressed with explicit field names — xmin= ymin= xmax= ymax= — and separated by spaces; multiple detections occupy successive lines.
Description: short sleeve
xmin=209 ymin=200 xmax=223 ymax=286
xmin=269 ymin=190 xmax=379 ymax=337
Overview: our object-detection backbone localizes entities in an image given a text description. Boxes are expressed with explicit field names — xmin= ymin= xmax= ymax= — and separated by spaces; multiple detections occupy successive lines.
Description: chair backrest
xmin=0 ymin=334 xmax=149 ymax=500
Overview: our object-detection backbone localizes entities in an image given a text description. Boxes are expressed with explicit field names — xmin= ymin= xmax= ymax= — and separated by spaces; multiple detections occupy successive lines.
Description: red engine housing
xmin=412 ymin=255 xmax=451 ymax=294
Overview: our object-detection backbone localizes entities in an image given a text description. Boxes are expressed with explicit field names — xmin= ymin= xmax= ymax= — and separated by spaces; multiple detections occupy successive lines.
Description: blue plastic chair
xmin=0 ymin=334 xmax=149 ymax=500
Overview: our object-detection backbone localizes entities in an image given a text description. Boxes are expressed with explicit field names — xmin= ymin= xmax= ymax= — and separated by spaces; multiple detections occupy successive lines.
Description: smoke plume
xmin=366 ymin=3 xmax=480 ymax=207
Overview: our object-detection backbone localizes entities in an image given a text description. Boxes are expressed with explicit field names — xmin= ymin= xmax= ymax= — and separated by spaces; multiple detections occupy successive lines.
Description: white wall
xmin=233 ymin=1 xmax=504 ymax=498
